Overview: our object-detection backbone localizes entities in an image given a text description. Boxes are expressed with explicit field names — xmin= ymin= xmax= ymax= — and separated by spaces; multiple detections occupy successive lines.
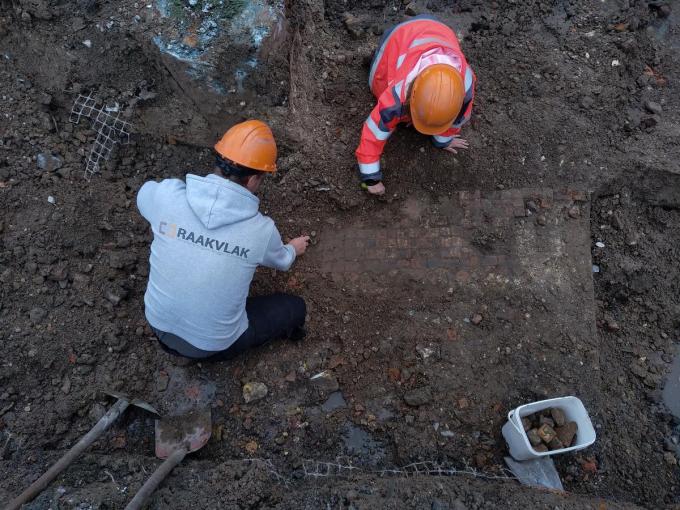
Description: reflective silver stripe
xmin=366 ymin=116 xmax=391 ymax=141
xmin=369 ymin=17 xmax=447 ymax=88
xmin=433 ymin=135 xmax=454 ymax=144
xmin=394 ymin=80 xmax=404 ymax=98
xmin=409 ymin=37 xmax=453 ymax=49
xmin=396 ymin=54 xmax=406 ymax=69
xmin=464 ymin=66 xmax=473 ymax=90
xmin=359 ymin=161 xmax=381 ymax=175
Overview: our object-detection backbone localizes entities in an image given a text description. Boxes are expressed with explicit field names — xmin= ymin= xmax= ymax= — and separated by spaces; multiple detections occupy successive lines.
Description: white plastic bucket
xmin=502 ymin=396 xmax=596 ymax=461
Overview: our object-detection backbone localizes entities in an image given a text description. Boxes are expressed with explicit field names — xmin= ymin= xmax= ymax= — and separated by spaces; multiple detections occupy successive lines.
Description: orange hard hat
xmin=214 ymin=120 xmax=277 ymax=172
xmin=410 ymin=64 xmax=465 ymax=136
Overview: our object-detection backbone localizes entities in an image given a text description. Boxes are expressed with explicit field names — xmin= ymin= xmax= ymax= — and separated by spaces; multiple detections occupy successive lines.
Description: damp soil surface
xmin=1 ymin=0 xmax=680 ymax=508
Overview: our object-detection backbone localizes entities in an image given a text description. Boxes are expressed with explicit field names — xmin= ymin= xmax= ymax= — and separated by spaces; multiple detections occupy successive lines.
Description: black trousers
xmin=152 ymin=293 xmax=306 ymax=361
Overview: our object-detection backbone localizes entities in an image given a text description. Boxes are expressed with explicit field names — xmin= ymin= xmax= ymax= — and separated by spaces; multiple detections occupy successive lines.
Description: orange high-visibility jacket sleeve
xmin=355 ymin=84 xmax=406 ymax=182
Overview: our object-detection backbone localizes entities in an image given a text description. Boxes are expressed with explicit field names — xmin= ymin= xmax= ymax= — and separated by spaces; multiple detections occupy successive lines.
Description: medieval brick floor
xmin=315 ymin=188 xmax=591 ymax=289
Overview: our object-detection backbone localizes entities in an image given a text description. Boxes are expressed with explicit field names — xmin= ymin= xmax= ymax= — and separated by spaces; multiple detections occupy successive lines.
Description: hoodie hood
xmin=185 ymin=173 xmax=260 ymax=229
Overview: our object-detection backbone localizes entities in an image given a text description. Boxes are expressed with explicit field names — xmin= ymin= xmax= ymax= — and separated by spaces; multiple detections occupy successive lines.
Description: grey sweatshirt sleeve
xmin=136 ymin=181 xmax=158 ymax=221
xmin=261 ymin=225 xmax=296 ymax=271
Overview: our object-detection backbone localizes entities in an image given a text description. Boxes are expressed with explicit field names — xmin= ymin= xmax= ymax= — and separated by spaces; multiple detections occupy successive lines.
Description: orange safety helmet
xmin=410 ymin=64 xmax=465 ymax=136
xmin=214 ymin=120 xmax=277 ymax=172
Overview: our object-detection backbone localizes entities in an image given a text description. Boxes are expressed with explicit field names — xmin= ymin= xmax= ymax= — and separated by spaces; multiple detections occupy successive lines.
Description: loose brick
xmin=455 ymin=270 xmax=471 ymax=283
xmin=481 ymin=255 xmax=499 ymax=266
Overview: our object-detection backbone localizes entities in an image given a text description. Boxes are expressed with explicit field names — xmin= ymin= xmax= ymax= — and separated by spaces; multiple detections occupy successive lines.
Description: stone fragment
xmin=405 ymin=1 xmax=421 ymax=16
xmin=630 ymin=362 xmax=648 ymax=379
xmin=536 ymin=214 xmax=547 ymax=226
xmin=555 ymin=421 xmax=578 ymax=447
xmin=539 ymin=416 xmax=555 ymax=428
xmin=29 ymin=307 xmax=47 ymax=323
xmin=471 ymin=313 xmax=483 ymax=325
xmin=310 ymin=371 xmax=339 ymax=393
xmin=108 ymin=252 xmax=136 ymax=269
xmin=534 ymin=444 xmax=549 ymax=453
xmin=321 ymin=391 xmax=347 ymax=413
xmin=342 ymin=12 xmax=362 ymax=38
xmin=404 ymin=386 xmax=432 ymax=406
xmin=48 ymin=265 xmax=68 ymax=282
xmin=611 ymin=212 xmax=624 ymax=230
xmin=663 ymin=437 xmax=677 ymax=452
xmin=156 ymin=371 xmax=169 ymax=392
xmin=550 ymin=407 xmax=566 ymax=427
xmin=526 ymin=200 xmax=539 ymax=213
xmin=537 ymin=424 xmax=557 ymax=443
xmin=644 ymin=100 xmax=662 ymax=115
xmin=39 ymin=93 xmax=53 ymax=106
xmin=527 ymin=428 xmax=542 ymax=446
xmin=105 ymin=290 xmax=121 ymax=305
xmin=242 ymin=382 xmax=268 ymax=403
xmin=664 ymin=452 xmax=677 ymax=466
xmin=89 ymin=403 xmax=106 ymax=422
xmin=568 ymin=205 xmax=580 ymax=219
xmin=245 ymin=440 xmax=258 ymax=454
xmin=61 ymin=376 xmax=71 ymax=395
xmin=548 ymin=437 xmax=564 ymax=450
xmin=521 ymin=417 xmax=532 ymax=431
xmin=605 ymin=318 xmax=620 ymax=332
xmin=37 ymin=153 xmax=63 ymax=172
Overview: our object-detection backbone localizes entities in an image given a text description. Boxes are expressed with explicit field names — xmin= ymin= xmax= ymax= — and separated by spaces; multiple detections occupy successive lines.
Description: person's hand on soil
xmin=443 ymin=137 xmax=469 ymax=154
xmin=290 ymin=236 xmax=310 ymax=256
xmin=367 ymin=182 xmax=386 ymax=196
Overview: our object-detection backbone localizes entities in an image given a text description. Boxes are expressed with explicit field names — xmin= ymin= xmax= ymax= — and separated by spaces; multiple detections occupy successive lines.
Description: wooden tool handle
xmin=5 ymin=398 xmax=130 ymax=510
xmin=124 ymin=449 xmax=187 ymax=510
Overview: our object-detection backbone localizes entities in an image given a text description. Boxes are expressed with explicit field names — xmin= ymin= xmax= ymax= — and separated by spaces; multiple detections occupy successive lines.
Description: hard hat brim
xmin=410 ymin=102 xmax=453 ymax=136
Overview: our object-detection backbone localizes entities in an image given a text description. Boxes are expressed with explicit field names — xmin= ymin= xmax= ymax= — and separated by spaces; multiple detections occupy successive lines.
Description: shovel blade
xmin=155 ymin=408 xmax=211 ymax=459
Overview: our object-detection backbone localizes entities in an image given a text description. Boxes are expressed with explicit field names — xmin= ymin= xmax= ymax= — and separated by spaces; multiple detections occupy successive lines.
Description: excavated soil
xmin=1 ymin=0 xmax=679 ymax=508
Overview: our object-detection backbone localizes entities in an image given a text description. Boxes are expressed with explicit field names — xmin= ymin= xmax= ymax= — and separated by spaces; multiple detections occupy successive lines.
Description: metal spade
xmin=5 ymin=392 xmax=158 ymax=510
xmin=124 ymin=408 xmax=211 ymax=510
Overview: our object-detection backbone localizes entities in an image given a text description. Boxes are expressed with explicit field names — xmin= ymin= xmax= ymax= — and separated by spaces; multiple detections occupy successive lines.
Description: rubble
xmin=644 ymin=100 xmax=662 ymax=115
xmin=310 ymin=371 xmax=340 ymax=393
xmin=404 ymin=386 xmax=432 ymax=407
xmin=37 ymin=152 xmax=63 ymax=172
xmin=29 ymin=307 xmax=47 ymax=323
xmin=523 ymin=409 xmax=578 ymax=451
xmin=242 ymin=382 xmax=268 ymax=403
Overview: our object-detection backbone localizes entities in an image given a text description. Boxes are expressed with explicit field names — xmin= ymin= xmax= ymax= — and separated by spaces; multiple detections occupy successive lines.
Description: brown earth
xmin=1 ymin=0 xmax=679 ymax=509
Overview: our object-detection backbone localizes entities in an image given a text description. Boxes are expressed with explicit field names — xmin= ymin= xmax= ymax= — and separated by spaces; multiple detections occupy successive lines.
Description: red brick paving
xmin=315 ymin=188 xmax=590 ymax=286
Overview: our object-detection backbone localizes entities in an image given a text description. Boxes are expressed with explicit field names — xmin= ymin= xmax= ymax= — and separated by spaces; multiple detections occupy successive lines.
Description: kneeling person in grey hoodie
xmin=136 ymin=120 xmax=310 ymax=360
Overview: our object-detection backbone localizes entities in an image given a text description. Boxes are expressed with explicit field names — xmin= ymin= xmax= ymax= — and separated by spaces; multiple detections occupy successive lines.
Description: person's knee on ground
xmin=282 ymin=293 xmax=306 ymax=340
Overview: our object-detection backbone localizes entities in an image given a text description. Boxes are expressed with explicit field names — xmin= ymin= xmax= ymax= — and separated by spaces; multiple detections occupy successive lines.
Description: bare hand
xmin=366 ymin=182 xmax=385 ymax=196
xmin=289 ymin=236 xmax=310 ymax=256
xmin=443 ymin=137 xmax=469 ymax=154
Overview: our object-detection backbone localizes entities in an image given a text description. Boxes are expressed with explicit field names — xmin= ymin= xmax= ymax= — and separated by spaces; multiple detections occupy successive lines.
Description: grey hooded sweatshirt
xmin=137 ymin=173 xmax=296 ymax=351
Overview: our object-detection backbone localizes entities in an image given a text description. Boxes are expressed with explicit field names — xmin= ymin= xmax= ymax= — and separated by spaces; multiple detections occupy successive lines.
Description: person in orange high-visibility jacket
xmin=356 ymin=15 xmax=476 ymax=195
